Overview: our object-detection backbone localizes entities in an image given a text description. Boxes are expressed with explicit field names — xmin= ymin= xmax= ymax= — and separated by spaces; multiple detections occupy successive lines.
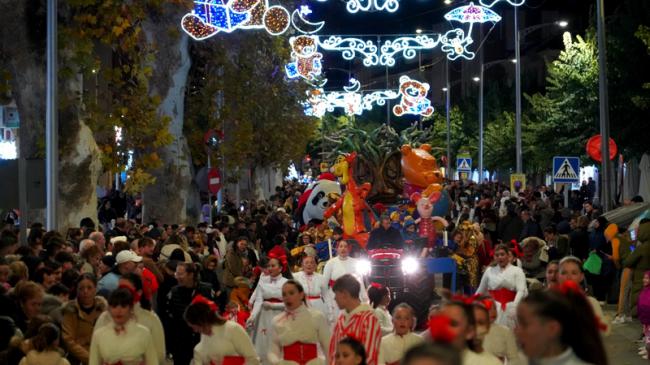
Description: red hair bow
xmin=118 ymin=284 xmax=141 ymax=305
xmin=427 ymin=314 xmax=456 ymax=344
xmin=451 ymin=293 xmax=479 ymax=305
xmin=478 ymin=298 xmax=494 ymax=311
xmin=557 ymin=280 xmax=583 ymax=295
xmin=509 ymin=240 xmax=523 ymax=258
xmin=369 ymin=282 xmax=384 ymax=290
xmin=192 ymin=294 xmax=218 ymax=312
xmin=268 ymin=245 xmax=289 ymax=272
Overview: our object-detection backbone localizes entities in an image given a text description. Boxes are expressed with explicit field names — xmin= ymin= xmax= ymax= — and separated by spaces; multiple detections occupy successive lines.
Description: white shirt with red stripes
xmin=328 ymin=304 xmax=382 ymax=365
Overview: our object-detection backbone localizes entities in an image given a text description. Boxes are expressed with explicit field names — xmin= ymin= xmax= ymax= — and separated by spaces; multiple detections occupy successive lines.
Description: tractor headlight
xmin=401 ymin=257 xmax=418 ymax=275
xmin=356 ymin=259 xmax=372 ymax=276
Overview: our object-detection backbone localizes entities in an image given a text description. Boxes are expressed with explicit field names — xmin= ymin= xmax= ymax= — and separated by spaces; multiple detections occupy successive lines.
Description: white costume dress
xmin=483 ymin=323 xmax=522 ymax=365
xmin=476 ymin=264 xmax=527 ymax=329
xmin=95 ymin=303 xmax=166 ymax=365
xmin=322 ymin=256 xmax=368 ymax=321
xmin=89 ymin=319 xmax=157 ymax=365
xmin=293 ymin=271 xmax=330 ymax=320
xmin=462 ymin=350 xmax=502 ymax=365
xmin=268 ymin=304 xmax=330 ymax=365
xmin=374 ymin=306 xmax=393 ymax=336
xmin=378 ymin=333 xmax=423 ymax=365
xmin=192 ymin=321 xmax=260 ymax=365
xmin=249 ymin=275 xmax=288 ymax=365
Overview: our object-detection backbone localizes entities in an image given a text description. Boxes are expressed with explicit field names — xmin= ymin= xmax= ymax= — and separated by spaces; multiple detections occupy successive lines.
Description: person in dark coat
xmin=165 ymin=262 xmax=214 ymax=365
xmin=519 ymin=208 xmax=543 ymax=242
xmin=367 ymin=216 xmax=405 ymax=250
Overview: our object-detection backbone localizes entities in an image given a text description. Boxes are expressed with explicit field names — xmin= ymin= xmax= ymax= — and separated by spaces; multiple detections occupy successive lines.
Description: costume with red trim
xmin=329 ymin=304 xmax=382 ymax=365
xmin=475 ymin=263 xmax=527 ymax=329
xmin=191 ymin=321 xmax=259 ymax=365
xmin=268 ymin=304 xmax=330 ymax=365
xmin=249 ymin=275 xmax=288 ymax=364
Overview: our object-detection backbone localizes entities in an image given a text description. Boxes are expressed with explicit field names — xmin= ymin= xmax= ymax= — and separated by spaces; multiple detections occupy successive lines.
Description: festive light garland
xmin=318 ymin=36 xmax=380 ymax=66
xmin=291 ymin=6 xmax=325 ymax=34
xmin=315 ymin=0 xmax=400 ymax=13
xmin=181 ymin=0 xmax=291 ymax=39
xmin=479 ymin=0 xmax=525 ymax=7
xmin=304 ymin=76 xmax=433 ymax=118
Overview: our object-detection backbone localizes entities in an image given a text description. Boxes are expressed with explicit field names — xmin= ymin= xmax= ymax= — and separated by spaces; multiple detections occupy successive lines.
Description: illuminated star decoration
xmin=181 ymin=0 xmax=291 ymax=40
xmin=304 ymin=77 xmax=434 ymax=118
xmin=316 ymin=0 xmax=400 ymax=13
xmin=285 ymin=35 xmax=324 ymax=82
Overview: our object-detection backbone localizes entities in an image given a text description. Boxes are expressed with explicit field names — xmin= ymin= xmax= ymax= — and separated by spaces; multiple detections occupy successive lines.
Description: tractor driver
xmin=367 ymin=215 xmax=405 ymax=250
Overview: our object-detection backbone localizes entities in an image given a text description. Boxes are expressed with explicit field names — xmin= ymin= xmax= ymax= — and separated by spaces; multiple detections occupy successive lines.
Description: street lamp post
xmin=596 ymin=0 xmax=611 ymax=211
xmin=46 ymin=0 xmax=58 ymax=230
xmin=479 ymin=65 xmax=484 ymax=183
xmin=514 ymin=19 xmax=568 ymax=174
xmin=445 ymin=59 xmax=451 ymax=178
xmin=514 ymin=8 xmax=522 ymax=173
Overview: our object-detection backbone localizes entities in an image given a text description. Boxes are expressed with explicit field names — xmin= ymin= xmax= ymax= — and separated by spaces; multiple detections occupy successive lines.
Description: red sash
xmin=489 ymin=288 xmax=517 ymax=311
xmin=283 ymin=342 xmax=318 ymax=365
xmin=264 ymin=298 xmax=283 ymax=303
xmin=211 ymin=356 xmax=245 ymax=365
xmin=306 ymin=295 xmax=322 ymax=300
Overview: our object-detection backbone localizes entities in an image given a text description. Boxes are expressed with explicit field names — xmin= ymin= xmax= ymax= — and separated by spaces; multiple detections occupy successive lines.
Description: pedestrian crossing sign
xmin=457 ymin=157 xmax=472 ymax=172
xmin=553 ymin=156 xmax=580 ymax=184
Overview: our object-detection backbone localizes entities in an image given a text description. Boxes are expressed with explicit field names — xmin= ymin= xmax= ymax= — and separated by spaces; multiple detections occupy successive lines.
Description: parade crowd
xmin=0 ymin=177 xmax=648 ymax=365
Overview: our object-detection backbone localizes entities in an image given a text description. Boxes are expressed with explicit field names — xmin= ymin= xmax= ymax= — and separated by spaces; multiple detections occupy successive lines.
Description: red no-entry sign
xmin=207 ymin=168 xmax=221 ymax=194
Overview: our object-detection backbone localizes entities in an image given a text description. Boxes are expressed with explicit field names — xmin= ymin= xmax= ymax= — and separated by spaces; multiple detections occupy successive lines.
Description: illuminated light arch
xmin=316 ymin=0 xmax=400 ymax=14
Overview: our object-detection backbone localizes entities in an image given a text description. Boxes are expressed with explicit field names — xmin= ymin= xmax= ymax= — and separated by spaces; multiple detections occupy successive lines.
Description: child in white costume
xmin=378 ymin=303 xmax=423 ymax=365
xmin=322 ymin=240 xmax=368 ymax=321
xmin=185 ymin=296 xmax=259 ymax=365
xmin=268 ymin=280 xmax=330 ymax=365
xmin=89 ymin=288 xmax=157 ymax=365
xmin=248 ymin=258 xmax=288 ymax=365
xmin=293 ymin=255 xmax=330 ymax=320
xmin=368 ymin=284 xmax=393 ymax=336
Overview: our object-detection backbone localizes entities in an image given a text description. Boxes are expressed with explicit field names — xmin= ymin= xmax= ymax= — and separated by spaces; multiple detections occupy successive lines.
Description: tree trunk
xmin=141 ymin=5 xmax=199 ymax=225
xmin=1 ymin=0 xmax=101 ymax=230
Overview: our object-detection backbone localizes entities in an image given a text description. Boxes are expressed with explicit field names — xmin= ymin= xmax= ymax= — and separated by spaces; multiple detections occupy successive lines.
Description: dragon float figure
xmin=323 ymin=152 xmax=376 ymax=248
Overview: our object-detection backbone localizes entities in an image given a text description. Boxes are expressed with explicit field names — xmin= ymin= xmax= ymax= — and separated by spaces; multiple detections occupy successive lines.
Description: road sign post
xmin=553 ymin=156 xmax=580 ymax=209
xmin=457 ymin=155 xmax=472 ymax=181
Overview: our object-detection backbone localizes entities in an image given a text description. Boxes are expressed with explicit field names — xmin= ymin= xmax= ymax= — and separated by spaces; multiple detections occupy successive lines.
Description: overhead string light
xmin=479 ymin=0 xmax=525 ymax=7
xmin=316 ymin=0 xmax=400 ymax=13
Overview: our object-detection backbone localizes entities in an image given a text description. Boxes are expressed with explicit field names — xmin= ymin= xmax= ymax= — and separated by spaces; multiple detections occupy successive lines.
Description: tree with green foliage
xmin=525 ymin=32 xmax=599 ymax=170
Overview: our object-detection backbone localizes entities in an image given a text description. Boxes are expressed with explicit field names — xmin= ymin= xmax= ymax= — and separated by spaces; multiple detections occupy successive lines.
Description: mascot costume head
xmin=296 ymin=172 xmax=341 ymax=227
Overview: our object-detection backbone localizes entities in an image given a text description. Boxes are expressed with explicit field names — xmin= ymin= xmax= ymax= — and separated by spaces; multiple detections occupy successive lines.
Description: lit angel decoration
xmin=285 ymin=35 xmax=323 ymax=82
xmin=181 ymin=0 xmax=291 ymax=40
xmin=441 ymin=2 xmax=501 ymax=60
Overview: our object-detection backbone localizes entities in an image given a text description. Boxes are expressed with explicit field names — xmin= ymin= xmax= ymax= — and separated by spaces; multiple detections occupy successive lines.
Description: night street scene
xmin=1 ymin=0 xmax=650 ymax=364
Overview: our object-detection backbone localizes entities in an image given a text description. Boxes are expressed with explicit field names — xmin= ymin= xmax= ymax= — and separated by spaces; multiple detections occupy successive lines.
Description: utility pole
xmin=514 ymin=8 xmax=523 ymax=173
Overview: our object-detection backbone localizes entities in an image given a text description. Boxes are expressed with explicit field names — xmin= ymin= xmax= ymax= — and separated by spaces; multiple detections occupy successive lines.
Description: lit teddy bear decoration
xmin=285 ymin=35 xmax=323 ymax=82
xmin=392 ymin=75 xmax=434 ymax=117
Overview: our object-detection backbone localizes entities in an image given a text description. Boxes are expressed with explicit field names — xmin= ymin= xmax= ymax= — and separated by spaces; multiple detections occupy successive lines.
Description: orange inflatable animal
xmin=324 ymin=152 xmax=376 ymax=248
xmin=401 ymin=144 xmax=443 ymax=197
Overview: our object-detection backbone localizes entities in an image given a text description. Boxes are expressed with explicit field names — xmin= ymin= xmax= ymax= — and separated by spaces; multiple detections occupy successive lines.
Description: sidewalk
xmin=605 ymin=306 xmax=647 ymax=364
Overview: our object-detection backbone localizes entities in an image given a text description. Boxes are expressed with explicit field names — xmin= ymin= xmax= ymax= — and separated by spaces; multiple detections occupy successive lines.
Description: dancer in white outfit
xmin=94 ymin=274 xmax=166 ymax=365
xmin=476 ymin=244 xmax=527 ymax=329
xmin=268 ymin=280 xmax=330 ymax=365
xmin=293 ymin=255 xmax=330 ymax=320
xmin=322 ymin=240 xmax=367 ymax=321
xmin=247 ymin=258 xmax=288 ymax=365
xmin=184 ymin=296 xmax=259 ymax=365
xmin=89 ymin=287 xmax=157 ymax=365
